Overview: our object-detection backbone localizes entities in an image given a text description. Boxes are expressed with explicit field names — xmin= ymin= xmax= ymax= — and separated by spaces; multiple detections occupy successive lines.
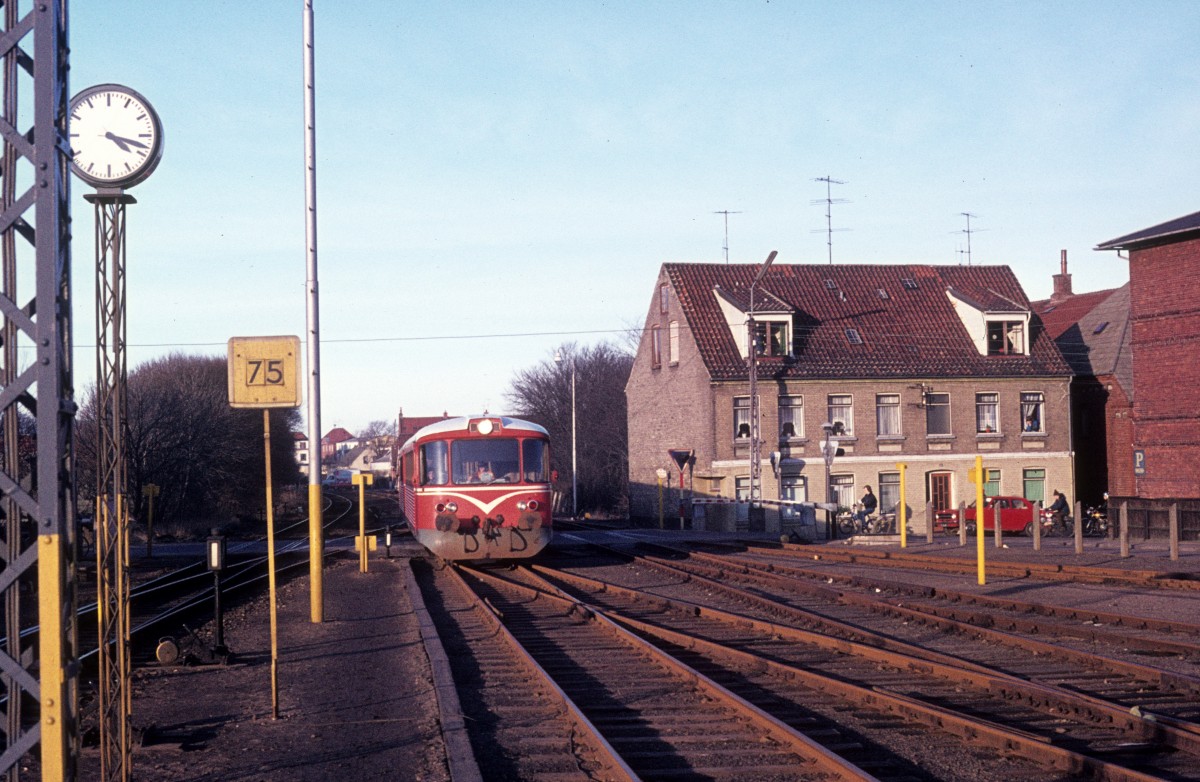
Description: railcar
xmin=394 ymin=415 xmax=552 ymax=561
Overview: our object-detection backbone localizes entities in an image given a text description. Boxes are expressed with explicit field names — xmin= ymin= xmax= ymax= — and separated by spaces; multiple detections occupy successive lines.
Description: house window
xmin=846 ymin=328 xmax=863 ymax=346
xmin=975 ymin=392 xmax=999 ymax=433
xmin=734 ymin=475 xmax=750 ymax=501
xmin=733 ymin=396 xmax=751 ymax=439
xmin=659 ymin=282 xmax=668 ymax=314
xmin=1023 ymin=468 xmax=1045 ymax=503
xmin=876 ymin=394 xmax=901 ymax=437
xmin=830 ymin=474 xmax=855 ymax=511
xmin=878 ymin=472 xmax=900 ymax=514
xmin=1021 ymin=392 xmax=1044 ymax=433
xmin=827 ymin=394 xmax=853 ymax=436
xmin=780 ymin=473 xmax=807 ymax=522
xmin=668 ymin=321 xmax=679 ymax=365
xmin=779 ymin=395 xmax=803 ymax=439
xmin=901 ymin=277 xmax=918 ymax=290
xmin=780 ymin=473 xmax=807 ymax=503
xmin=926 ymin=392 xmax=951 ymax=436
xmin=651 ymin=325 xmax=661 ymax=368
xmin=751 ymin=321 xmax=789 ymax=357
xmin=987 ymin=320 xmax=1025 ymax=355
xmin=984 ymin=468 xmax=1000 ymax=498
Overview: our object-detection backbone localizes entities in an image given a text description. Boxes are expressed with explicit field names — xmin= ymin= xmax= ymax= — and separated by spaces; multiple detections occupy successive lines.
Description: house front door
xmin=929 ymin=472 xmax=953 ymax=513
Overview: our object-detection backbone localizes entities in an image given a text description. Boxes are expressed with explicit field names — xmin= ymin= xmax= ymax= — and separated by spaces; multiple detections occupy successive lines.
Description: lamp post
xmin=820 ymin=422 xmax=842 ymax=539
xmin=747 ymin=251 xmax=778 ymax=522
xmin=554 ymin=350 xmax=578 ymax=518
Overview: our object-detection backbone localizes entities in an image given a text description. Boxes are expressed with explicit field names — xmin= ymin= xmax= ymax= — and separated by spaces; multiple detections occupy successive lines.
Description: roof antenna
xmin=953 ymin=212 xmax=982 ymax=265
xmin=713 ymin=210 xmax=742 ymax=264
xmin=811 ymin=176 xmax=849 ymax=264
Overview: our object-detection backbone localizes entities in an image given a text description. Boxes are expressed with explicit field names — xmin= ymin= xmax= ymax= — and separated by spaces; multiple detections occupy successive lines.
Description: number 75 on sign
xmin=227 ymin=336 xmax=302 ymax=409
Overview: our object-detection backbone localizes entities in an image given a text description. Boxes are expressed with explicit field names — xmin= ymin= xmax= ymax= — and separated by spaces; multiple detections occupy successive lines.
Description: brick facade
xmin=1099 ymin=217 xmax=1200 ymax=502
xmin=627 ymin=263 xmax=1075 ymax=532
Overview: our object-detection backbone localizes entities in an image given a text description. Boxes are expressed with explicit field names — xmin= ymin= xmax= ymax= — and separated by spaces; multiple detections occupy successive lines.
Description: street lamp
xmin=554 ymin=350 xmax=577 ymax=518
xmin=747 ymin=250 xmax=778 ymax=521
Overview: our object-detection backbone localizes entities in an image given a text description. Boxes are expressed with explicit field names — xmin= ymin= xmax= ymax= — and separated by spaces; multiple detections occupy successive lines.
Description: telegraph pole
xmin=747 ymin=251 xmax=777 ymax=519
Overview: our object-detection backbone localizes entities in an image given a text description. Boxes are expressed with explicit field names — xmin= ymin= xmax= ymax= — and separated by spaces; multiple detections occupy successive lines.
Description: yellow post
xmin=352 ymin=472 xmax=375 ymax=572
xmin=973 ymin=455 xmax=986 ymax=585
xmin=896 ymin=462 xmax=908 ymax=548
xmin=263 ymin=410 xmax=280 ymax=719
xmin=37 ymin=531 xmax=69 ymax=782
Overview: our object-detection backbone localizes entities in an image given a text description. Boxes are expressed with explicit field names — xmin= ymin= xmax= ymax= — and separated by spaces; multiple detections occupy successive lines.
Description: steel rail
xmin=757 ymin=541 xmax=1200 ymax=590
xmin=442 ymin=562 xmax=638 ymax=781
xmin=461 ymin=563 xmax=879 ymax=782
xmin=674 ymin=548 xmax=1200 ymax=704
xmin=529 ymin=559 xmax=1200 ymax=760
xmin=519 ymin=563 xmax=1175 ymax=782
xmin=720 ymin=547 xmax=1200 ymax=642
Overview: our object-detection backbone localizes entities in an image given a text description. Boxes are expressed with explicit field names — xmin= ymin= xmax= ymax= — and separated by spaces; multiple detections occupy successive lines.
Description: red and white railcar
xmin=394 ymin=416 xmax=552 ymax=561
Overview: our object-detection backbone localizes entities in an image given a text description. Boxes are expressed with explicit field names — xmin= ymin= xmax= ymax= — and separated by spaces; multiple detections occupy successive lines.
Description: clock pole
xmin=70 ymin=81 xmax=164 ymax=782
xmin=85 ymin=188 xmax=136 ymax=782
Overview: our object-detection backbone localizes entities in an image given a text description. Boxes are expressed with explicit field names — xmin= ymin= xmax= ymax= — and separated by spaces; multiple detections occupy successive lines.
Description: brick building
xmin=1032 ymin=251 xmax=1133 ymax=505
xmin=626 ymin=262 xmax=1074 ymax=534
xmin=1097 ymin=210 xmax=1200 ymax=504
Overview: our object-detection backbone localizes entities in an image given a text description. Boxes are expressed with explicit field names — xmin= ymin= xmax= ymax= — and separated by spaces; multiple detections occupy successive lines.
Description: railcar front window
xmin=522 ymin=439 xmax=549 ymax=483
xmin=420 ymin=441 xmax=448 ymax=485
xmin=453 ymin=438 xmax=521 ymax=484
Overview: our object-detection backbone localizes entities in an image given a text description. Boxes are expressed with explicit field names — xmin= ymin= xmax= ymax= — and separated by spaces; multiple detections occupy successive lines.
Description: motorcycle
xmin=837 ymin=503 xmax=900 ymax=535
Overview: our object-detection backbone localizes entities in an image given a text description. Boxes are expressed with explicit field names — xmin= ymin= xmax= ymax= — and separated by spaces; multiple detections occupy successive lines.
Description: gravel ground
xmin=80 ymin=552 xmax=451 ymax=782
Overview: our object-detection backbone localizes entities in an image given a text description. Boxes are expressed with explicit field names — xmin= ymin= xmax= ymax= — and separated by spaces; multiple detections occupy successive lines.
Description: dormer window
xmin=986 ymin=320 xmax=1024 ymax=355
xmin=751 ymin=320 xmax=789 ymax=357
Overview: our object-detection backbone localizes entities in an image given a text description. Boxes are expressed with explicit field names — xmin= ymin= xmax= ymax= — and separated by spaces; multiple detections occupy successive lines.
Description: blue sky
xmin=70 ymin=2 xmax=1200 ymax=435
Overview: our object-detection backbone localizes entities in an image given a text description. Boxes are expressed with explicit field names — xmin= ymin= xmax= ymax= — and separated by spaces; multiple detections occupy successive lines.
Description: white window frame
xmin=926 ymin=392 xmax=951 ymax=436
xmin=1021 ymin=391 xmax=1045 ymax=433
xmin=779 ymin=395 xmax=803 ymax=440
xmin=975 ymin=392 xmax=999 ymax=433
xmin=876 ymin=393 xmax=901 ymax=437
xmin=827 ymin=394 xmax=854 ymax=436
xmin=733 ymin=396 xmax=751 ymax=440
xmin=668 ymin=320 xmax=679 ymax=365
xmin=650 ymin=325 xmax=661 ymax=368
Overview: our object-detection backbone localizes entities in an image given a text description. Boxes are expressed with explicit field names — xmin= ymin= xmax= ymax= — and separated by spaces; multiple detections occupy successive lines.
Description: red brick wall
xmin=1128 ymin=237 xmax=1200 ymax=499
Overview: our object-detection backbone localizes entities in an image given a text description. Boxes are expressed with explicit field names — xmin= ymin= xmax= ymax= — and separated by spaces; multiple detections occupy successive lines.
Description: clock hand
xmin=104 ymin=131 xmax=149 ymax=151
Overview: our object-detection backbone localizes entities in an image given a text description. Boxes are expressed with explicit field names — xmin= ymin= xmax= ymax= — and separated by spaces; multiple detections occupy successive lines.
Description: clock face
xmin=69 ymin=84 xmax=163 ymax=188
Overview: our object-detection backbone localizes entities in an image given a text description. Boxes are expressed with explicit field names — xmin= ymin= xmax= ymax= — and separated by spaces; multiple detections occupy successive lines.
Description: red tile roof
xmin=665 ymin=262 xmax=1070 ymax=381
xmin=322 ymin=427 xmax=355 ymax=444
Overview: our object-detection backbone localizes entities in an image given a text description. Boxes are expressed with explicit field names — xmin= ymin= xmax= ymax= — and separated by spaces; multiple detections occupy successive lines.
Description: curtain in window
xmin=876 ymin=394 xmax=900 ymax=436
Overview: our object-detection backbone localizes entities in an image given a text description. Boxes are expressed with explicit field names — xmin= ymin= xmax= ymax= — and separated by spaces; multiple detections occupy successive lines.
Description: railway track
xmin=411 ymin=557 xmax=885 ymax=781
xmin=470 ymin=544 xmax=1200 ymax=782
xmin=751 ymin=540 xmax=1200 ymax=591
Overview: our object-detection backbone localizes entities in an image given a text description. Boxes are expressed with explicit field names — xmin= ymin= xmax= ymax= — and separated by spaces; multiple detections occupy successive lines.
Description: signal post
xmin=227 ymin=336 xmax=302 ymax=720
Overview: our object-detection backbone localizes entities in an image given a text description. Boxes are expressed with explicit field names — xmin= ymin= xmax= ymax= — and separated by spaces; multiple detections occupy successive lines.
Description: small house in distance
xmin=626 ymin=261 xmax=1074 ymax=535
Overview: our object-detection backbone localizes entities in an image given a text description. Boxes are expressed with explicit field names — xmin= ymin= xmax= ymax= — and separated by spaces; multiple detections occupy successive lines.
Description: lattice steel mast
xmin=0 ymin=2 xmax=77 ymax=780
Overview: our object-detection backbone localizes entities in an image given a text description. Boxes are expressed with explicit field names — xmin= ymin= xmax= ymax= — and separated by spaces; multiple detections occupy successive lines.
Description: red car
xmin=938 ymin=495 xmax=1049 ymax=536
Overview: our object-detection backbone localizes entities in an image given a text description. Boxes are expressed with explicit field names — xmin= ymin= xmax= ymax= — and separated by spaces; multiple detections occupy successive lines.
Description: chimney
xmin=1051 ymin=249 xmax=1073 ymax=300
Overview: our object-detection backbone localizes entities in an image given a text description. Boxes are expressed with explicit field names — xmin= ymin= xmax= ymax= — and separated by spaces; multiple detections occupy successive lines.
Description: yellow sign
xmin=967 ymin=467 xmax=980 ymax=484
xmin=227 ymin=336 xmax=302 ymax=409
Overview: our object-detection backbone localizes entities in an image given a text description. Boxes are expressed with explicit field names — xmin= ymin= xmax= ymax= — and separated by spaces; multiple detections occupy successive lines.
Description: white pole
xmin=303 ymin=0 xmax=324 ymax=623
xmin=571 ymin=366 xmax=577 ymax=518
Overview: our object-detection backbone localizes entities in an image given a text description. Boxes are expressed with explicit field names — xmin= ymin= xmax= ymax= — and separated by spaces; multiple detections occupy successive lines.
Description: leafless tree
xmin=358 ymin=419 xmax=396 ymax=441
xmin=76 ymin=353 xmax=301 ymax=535
xmin=506 ymin=341 xmax=633 ymax=516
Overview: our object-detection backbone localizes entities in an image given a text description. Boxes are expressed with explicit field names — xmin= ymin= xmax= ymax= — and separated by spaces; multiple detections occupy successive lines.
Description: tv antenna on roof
xmin=713 ymin=210 xmax=742 ymax=264
xmin=952 ymin=211 xmax=986 ymax=265
xmin=810 ymin=176 xmax=850 ymax=264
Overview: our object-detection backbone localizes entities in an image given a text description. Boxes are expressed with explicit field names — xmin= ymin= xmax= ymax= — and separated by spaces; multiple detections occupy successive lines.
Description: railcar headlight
xmin=517 ymin=500 xmax=540 ymax=511
xmin=435 ymin=502 xmax=458 ymax=513
xmin=477 ymin=419 xmax=494 ymax=435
